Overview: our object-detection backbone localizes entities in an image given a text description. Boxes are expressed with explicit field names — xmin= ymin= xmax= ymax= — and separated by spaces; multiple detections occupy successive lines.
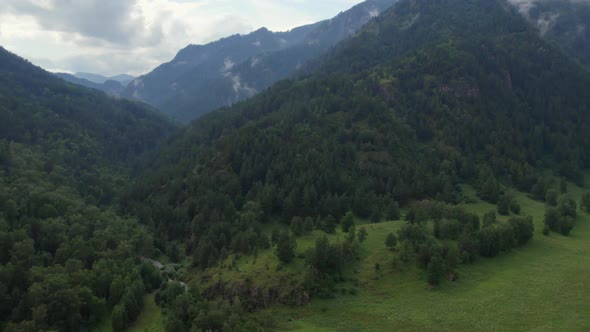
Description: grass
xmin=94 ymin=293 xmax=163 ymax=332
xmin=129 ymin=294 xmax=164 ymax=332
xmin=120 ymin=177 xmax=590 ymax=331
xmin=262 ymin=182 xmax=590 ymax=331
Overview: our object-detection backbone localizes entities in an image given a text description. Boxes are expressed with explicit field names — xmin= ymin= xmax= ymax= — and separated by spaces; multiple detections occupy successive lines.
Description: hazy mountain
xmin=124 ymin=0 xmax=399 ymax=122
xmin=108 ymin=73 xmax=136 ymax=85
xmin=74 ymin=72 xmax=135 ymax=85
xmin=55 ymin=72 xmax=126 ymax=96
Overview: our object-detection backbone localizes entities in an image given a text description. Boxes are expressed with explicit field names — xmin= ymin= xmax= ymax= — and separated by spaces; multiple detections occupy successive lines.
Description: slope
xmin=0 ymin=47 xmax=176 ymax=331
xmin=128 ymin=0 xmax=590 ymax=240
xmin=123 ymin=0 xmax=590 ymax=330
xmin=123 ymin=25 xmax=317 ymax=108
xmin=0 ymin=47 xmax=175 ymax=165
xmin=276 ymin=183 xmax=590 ymax=331
xmin=510 ymin=0 xmax=590 ymax=67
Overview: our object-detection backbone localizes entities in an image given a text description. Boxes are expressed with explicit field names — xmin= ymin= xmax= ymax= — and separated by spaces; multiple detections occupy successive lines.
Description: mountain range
xmin=54 ymin=72 xmax=127 ymax=96
xmin=123 ymin=0 xmax=399 ymax=122
xmin=73 ymin=72 xmax=135 ymax=85
xmin=56 ymin=0 xmax=590 ymax=124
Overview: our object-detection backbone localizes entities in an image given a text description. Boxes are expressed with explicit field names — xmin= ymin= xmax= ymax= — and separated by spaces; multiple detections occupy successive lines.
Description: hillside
xmin=0 ymin=47 xmax=176 ymax=331
xmin=123 ymin=0 xmax=590 ymax=329
xmin=129 ymin=0 xmax=590 ymax=240
xmin=124 ymin=0 xmax=398 ymax=122
xmin=510 ymin=0 xmax=590 ymax=67
xmin=0 ymin=48 xmax=175 ymax=164
xmin=2 ymin=0 xmax=590 ymax=331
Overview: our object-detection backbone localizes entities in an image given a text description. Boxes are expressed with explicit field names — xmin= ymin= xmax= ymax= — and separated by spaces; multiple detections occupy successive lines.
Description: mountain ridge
xmin=127 ymin=0 xmax=590 ymax=240
xmin=123 ymin=0 xmax=399 ymax=122
xmin=55 ymin=72 xmax=126 ymax=96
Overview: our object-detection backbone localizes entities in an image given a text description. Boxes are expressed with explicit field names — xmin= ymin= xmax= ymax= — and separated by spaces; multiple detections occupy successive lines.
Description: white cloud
xmin=507 ymin=0 xmax=590 ymax=16
xmin=0 ymin=0 xmax=364 ymax=76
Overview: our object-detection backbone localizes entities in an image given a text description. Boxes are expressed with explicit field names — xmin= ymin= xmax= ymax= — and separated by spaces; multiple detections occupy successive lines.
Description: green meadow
xmin=112 ymin=181 xmax=590 ymax=332
xmin=266 ymin=183 xmax=590 ymax=331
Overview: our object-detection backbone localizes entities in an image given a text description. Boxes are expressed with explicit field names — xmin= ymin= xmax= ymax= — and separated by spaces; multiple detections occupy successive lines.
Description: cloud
xmin=507 ymin=0 xmax=590 ymax=16
xmin=0 ymin=0 xmax=165 ymax=46
xmin=0 ymin=0 xmax=364 ymax=76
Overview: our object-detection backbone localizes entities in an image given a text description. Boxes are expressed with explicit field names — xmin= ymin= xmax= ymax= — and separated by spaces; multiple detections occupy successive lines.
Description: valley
xmin=1 ymin=0 xmax=590 ymax=331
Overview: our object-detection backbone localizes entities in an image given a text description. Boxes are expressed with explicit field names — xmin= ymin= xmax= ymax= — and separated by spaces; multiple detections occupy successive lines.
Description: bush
xmin=483 ymin=211 xmax=496 ymax=227
xmin=545 ymin=199 xmax=577 ymax=236
xmin=385 ymin=233 xmax=397 ymax=250
xmin=341 ymin=211 xmax=355 ymax=233
xmin=427 ymin=254 xmax=444 ymax=286
xmin=545 ymin=190 xmax=558 ymax=207
xmin=497 ymin=195 xmax=511 ymax=216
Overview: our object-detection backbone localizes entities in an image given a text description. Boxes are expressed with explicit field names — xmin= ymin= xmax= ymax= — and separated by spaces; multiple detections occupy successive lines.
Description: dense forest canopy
xmin=516 ymin=0 xmax=590 ymax=67
xmin=0 ymin=47 xmax=176 ymax=331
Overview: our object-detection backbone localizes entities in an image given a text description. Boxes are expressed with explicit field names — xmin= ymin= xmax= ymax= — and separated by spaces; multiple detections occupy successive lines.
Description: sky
xmin=0 ymin=0 xmax=363 ymax=77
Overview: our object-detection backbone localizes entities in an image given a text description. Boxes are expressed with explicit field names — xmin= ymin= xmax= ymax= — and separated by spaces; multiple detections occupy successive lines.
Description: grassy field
xmin=262 ymin=183 xmax=590 ymax=331
xmin=111 ymin=180 xmax=590 ymax=331
xmin=94 ymin=294 xmax=164 ymax=332
xmin=129 ymin=294 xmax=164 ymax=332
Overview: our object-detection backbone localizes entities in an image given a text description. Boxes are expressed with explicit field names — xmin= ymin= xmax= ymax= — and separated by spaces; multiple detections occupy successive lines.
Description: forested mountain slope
xmin=116 ymin=1 xmax=590 ymax=329
xmin=124 ymin=0 xmax=398 ymax=122
xmin=0 ymin=47 xmax=176 ymax=331
xmin=127 ymin=0 xmax=590 ymax=244
xmin=509 ymin=0 xmax=590 ymax=67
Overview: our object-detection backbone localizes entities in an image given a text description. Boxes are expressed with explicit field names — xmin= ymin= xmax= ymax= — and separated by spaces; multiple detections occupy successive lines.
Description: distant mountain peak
xmin=73 ymin=72 xmax=135 ymax=85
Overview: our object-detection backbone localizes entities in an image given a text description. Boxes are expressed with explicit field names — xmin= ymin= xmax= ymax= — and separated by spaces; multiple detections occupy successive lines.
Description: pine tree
xmin=275 ymin=232 xmax=297 ymax=263
xmin=427 ymin=254 xmax=444 ymax=286
xmin=341 ymin=211 xmax=355 ymax=233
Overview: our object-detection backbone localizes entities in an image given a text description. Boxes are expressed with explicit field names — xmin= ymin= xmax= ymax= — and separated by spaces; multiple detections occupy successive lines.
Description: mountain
xmin=107 ymin=73 xmax=136 ymax=85
xmin=74 ymin=72 xmax=135 ymax=85
xmin=124 ymin=0 xmax=399 ymax=122
xmin=55 ymin=72 xmax=126 ymax=96
xmin=0 ymin=46 xmax=177 ymax=331
xmin=509 ymin=0 xmax=590 ymax=67
xmin=127 ymin=0 xmax=590 ymax=247
xmin=0 ymin=50 xmax=175 ymax=164
xmin=119 ymin=1 xmax=590 ymax=328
